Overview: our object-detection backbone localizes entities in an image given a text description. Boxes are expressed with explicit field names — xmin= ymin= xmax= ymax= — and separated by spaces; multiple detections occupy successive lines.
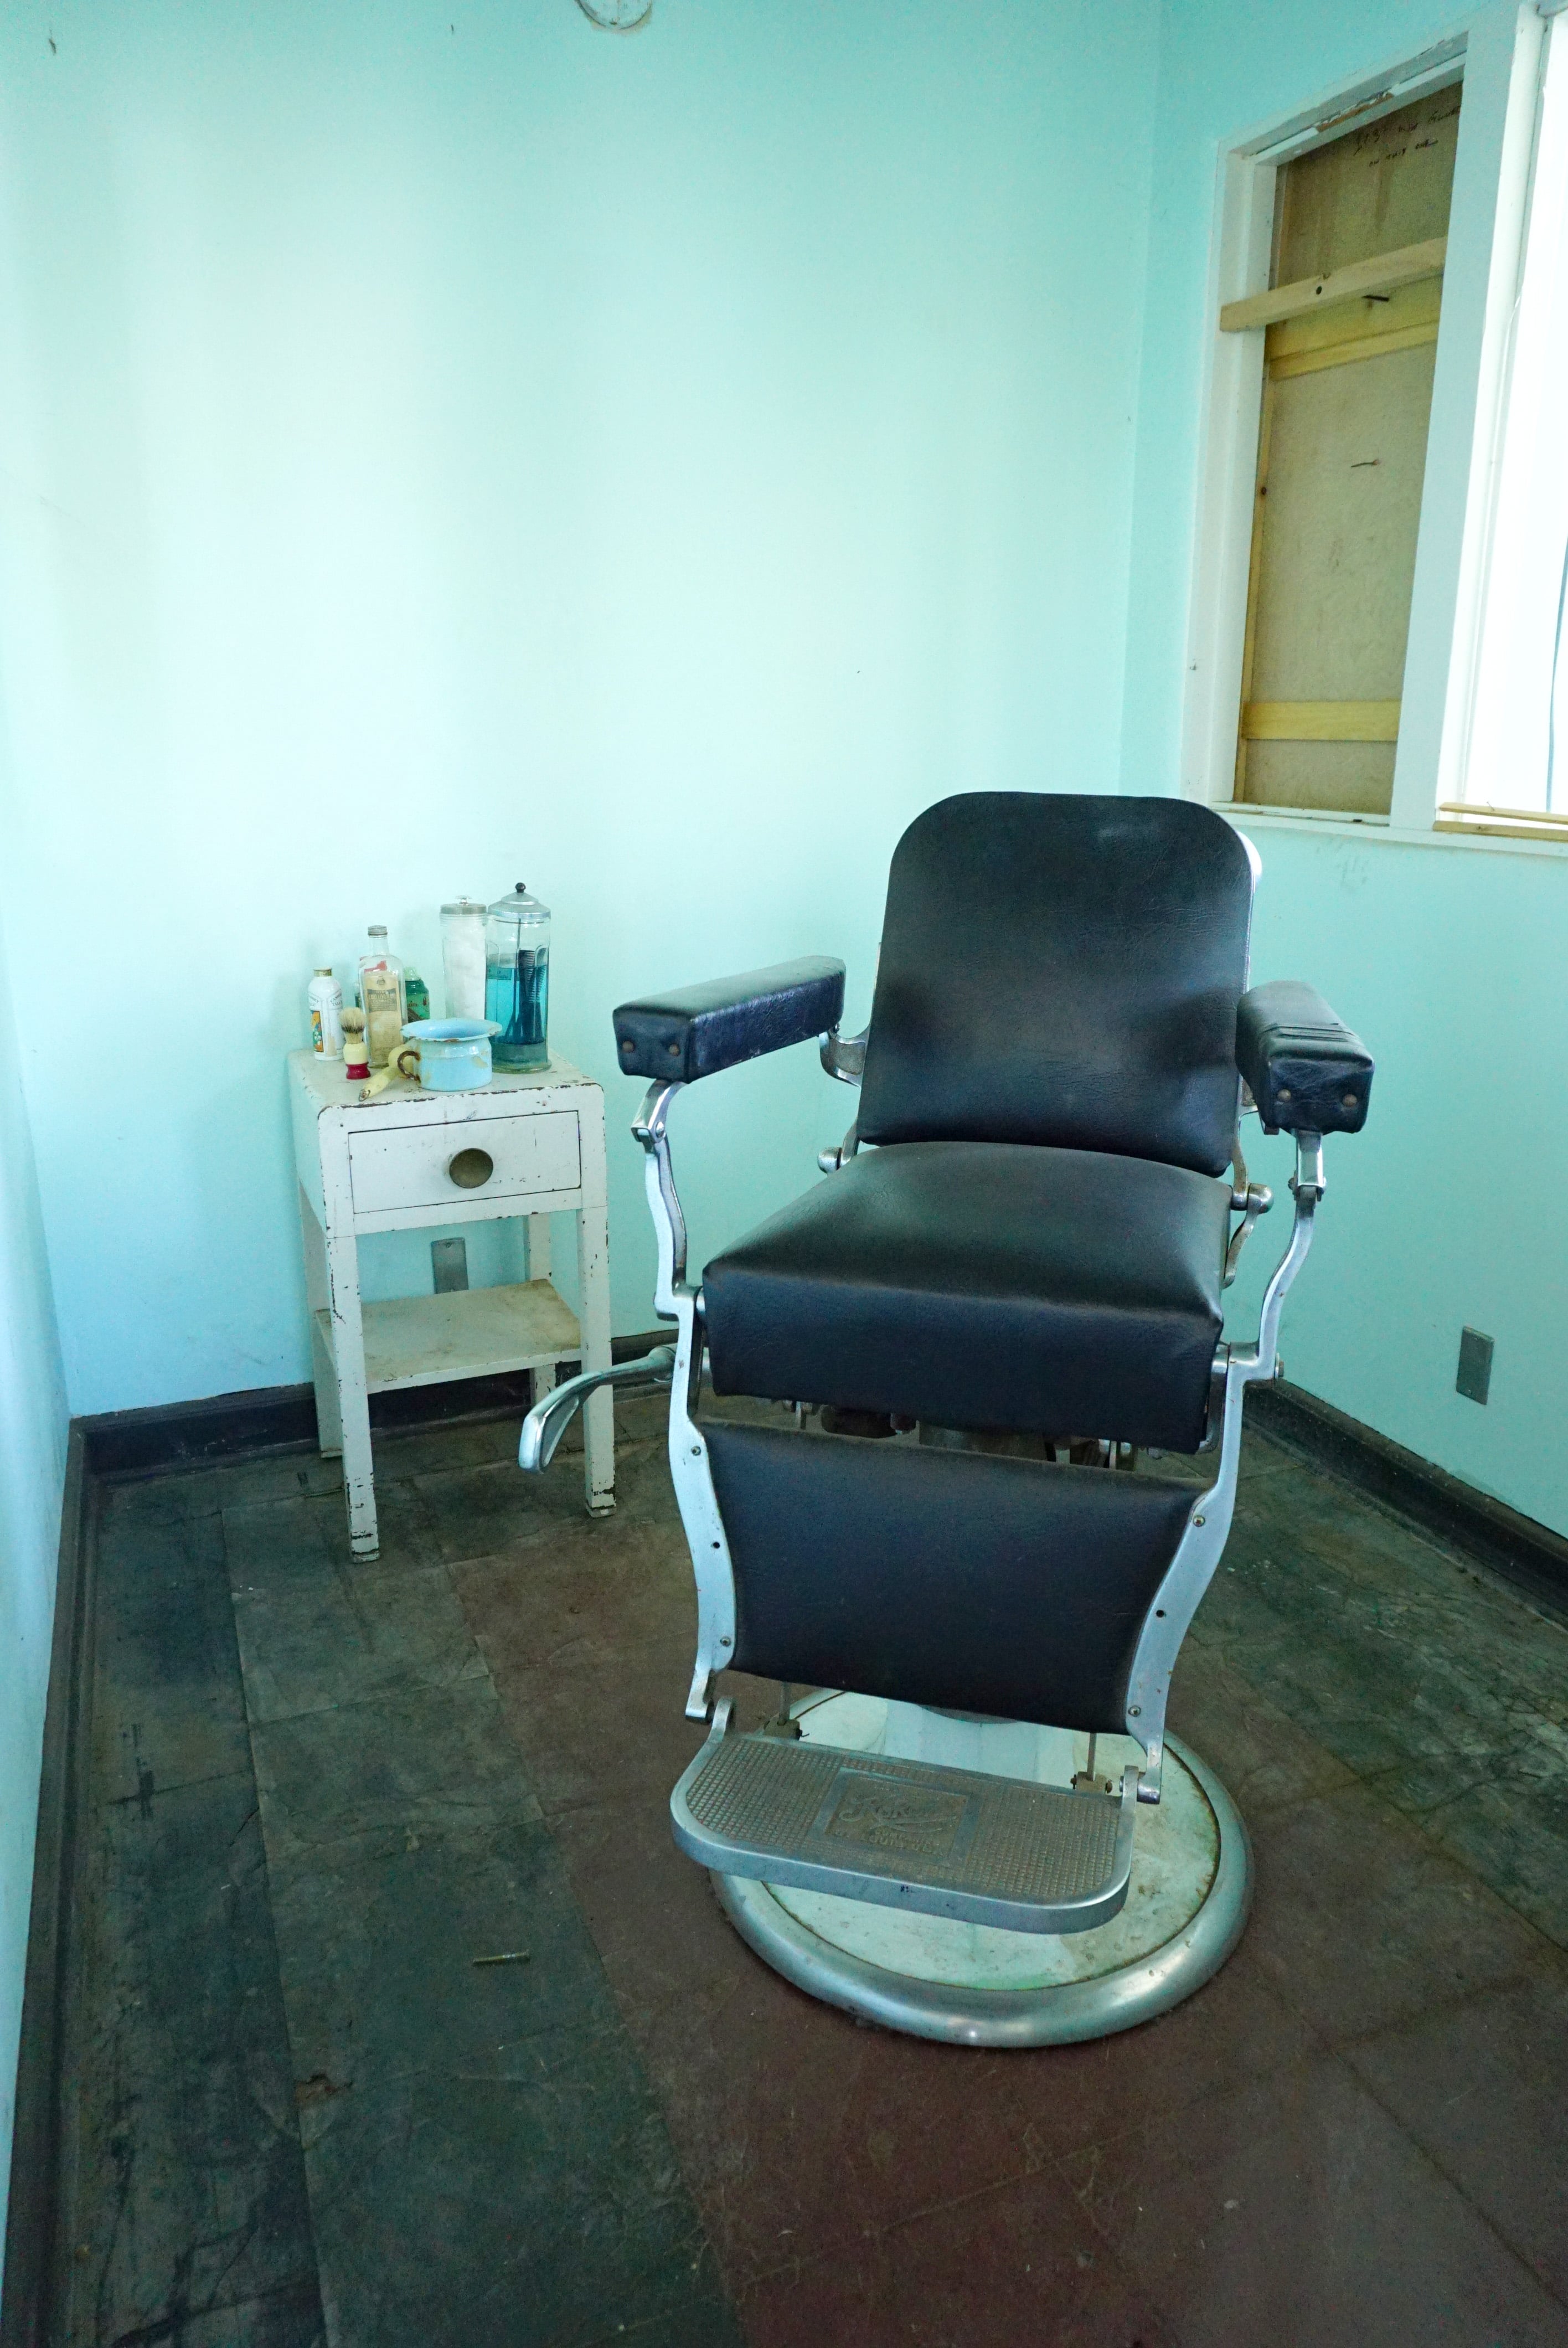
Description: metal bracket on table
xmin=1123 ymin=1130 xmax=1324 ymax=1803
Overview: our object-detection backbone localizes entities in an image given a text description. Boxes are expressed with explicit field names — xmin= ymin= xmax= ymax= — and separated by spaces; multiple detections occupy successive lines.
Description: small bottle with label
xmin=308 ymin=969 xmax=343 ymax=1058
xmin=358 ymin=927 xmax=407 ymax=1068
xmin=405 ymin=968 xmax=431 ymax=1024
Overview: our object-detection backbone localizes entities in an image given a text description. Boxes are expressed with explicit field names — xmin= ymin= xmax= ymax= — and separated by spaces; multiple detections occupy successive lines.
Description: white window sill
xmin=1218 ymin=802 xmax=1568 ymax=859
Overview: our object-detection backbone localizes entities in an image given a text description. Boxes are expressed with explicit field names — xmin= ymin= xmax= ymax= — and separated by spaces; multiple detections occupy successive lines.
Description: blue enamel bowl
xmin=401 ymin=1018 xmax=502 ymax=1093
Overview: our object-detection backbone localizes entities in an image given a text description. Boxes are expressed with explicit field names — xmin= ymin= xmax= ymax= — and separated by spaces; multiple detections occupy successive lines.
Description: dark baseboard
xmin=2 ymin=1427 xmax=92 ymax=2348
xmin=1248 ymin=1379 xmax=1568 ymax=1621
xmin=78 ymin=1331 xmax=673 ymax=1478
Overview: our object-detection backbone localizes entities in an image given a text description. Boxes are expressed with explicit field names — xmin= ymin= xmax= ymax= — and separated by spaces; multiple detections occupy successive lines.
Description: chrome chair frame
xmin=521 ymin=1057 xmax=1327 ymax=1806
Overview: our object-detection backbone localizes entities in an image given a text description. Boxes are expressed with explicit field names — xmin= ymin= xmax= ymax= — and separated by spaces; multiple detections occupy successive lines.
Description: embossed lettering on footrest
xmin=670 ymin=1711 xmax=1139 ymax=1934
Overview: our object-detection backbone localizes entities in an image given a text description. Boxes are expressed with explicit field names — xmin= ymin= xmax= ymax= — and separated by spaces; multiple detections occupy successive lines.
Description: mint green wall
xmin=0 ymin=891 xmax=69 ymax=2275
xmin=1220 ymin=827 xmax=1568 ymax=1536
xmin=3 ymin=0 xmax=1555 ymax=1540
xmin=1127 ymin=0 xmax=1568 ymax=1534
xmin=0 ymin=0 xmax=1158 ymax=1411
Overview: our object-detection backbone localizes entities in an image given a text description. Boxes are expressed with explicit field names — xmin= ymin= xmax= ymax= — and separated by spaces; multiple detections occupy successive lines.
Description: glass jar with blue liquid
xmin=484 ymin=882 xmax=550 ymax=1070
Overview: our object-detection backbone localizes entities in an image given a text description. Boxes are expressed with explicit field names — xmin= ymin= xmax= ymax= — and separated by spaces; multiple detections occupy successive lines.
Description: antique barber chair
xmin=519 ymin=794 xmax=1372 ymax=2045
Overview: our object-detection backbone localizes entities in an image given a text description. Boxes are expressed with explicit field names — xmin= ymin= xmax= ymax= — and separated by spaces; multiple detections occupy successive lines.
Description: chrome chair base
xmin=711 ymin=1724 xmax=1250 ymax=2048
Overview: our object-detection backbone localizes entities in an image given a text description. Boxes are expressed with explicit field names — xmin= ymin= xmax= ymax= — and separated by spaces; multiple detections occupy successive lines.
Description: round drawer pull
xmin=447 ymin=1147 xmax=494 ymax=1190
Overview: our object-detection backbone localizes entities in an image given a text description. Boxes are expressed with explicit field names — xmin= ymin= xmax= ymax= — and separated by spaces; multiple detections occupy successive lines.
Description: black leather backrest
xmin=857 ymin=793 xmax=1255 ymax=1177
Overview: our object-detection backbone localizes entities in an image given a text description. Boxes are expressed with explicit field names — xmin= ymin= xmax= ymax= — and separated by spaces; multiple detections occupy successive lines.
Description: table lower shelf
xmin=317 ymin=1278 xmax=582 ymax=1394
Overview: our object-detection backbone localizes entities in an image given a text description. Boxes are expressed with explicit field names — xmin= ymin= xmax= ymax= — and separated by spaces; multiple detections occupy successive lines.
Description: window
xmin=1183 ymin=12 xmax=1556 ymax=837
xmin=1228 ymin=86 xmax=1461 ymax=818
xmin=1448 ymin=13 xmax=1568 ymax=832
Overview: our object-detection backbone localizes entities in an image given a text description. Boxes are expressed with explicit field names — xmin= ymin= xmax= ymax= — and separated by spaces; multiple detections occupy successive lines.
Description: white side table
xmin=288 ymin=1049 xmax=614 ymax=1557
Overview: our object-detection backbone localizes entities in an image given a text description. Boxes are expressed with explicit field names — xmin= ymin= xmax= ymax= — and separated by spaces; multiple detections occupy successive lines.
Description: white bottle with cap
xmin=308 ymin=968 xmax=344 ymax=1058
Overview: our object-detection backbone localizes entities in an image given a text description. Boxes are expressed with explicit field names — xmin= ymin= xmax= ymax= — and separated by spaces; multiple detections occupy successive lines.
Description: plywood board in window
xmin=1275 ymin=85 xmax=1461 ymax=280
xmin=1249 ymin=341 xmax=1436 ymax=691
xmin=1237 ymin=335 xmax=1437 ymax=810
xmin=1231 ymin=81 xmax=1458 ymax=816
xmin=1243 ymin=742 xmax=1396 ymax=815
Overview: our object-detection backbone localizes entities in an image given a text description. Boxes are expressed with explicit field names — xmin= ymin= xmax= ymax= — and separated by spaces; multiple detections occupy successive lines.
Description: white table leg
xmin=528 ymin=1212 xmax=557 ymax=1408
xmin=311 ymin=1320 xmax=343 ymax=1457
xmin=325 ymin=1218 xmax=379 ymax=1559
xmin=576 ymin=1119 xmax=615 ymax=1517
xmin=298 ymin=1186 xmax=343 ymax=1456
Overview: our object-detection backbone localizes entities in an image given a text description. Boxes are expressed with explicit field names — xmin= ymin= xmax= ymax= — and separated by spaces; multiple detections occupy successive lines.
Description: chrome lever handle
xmin=819 ymin=1025 xmax=868 ymax=1085
xmin=1222 ymin=1182 xmax=1273 ymax=1288
xmin=518 ymin=1346 xmax=677 ymax=1472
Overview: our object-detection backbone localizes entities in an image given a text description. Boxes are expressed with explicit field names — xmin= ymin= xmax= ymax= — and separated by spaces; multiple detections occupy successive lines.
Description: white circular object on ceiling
xmin=574 ymin=0 xmax=654 ymax=29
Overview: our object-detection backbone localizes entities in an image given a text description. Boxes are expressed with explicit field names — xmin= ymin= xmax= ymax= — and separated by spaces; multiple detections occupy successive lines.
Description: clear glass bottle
xmin=484 ymin=883 xmax=550 ymax=1070
xmin=358 ymin=926 xmax=406 ymax=1069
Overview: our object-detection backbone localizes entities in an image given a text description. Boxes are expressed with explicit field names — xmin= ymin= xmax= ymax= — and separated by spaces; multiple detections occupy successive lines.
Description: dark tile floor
xmin=60 ymin=1398 xmax=1568 ymax=2346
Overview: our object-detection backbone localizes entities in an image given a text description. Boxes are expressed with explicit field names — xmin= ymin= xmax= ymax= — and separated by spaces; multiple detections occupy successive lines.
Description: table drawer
xmin=348 ymin=1110 xmax=581 ymax=1217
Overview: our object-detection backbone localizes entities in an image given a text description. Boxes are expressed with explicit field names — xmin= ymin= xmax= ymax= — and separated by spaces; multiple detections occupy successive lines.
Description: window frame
xmin=1448 ymin=8 xmax=1568 ymax=823
xmin=1179 ymin=3 xmax=1549 ymax=841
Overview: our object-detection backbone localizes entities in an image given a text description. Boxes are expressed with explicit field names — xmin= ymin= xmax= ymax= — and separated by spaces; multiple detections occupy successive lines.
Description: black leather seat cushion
xmin=703 ymin=1141 xmax=1231 ymax=1452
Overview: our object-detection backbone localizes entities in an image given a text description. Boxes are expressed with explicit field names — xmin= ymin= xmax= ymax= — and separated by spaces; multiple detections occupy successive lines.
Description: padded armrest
xmin=614 ymin=957 xmax=846 ymax=1084
xmin=1237 ymin=981 xmax=1373 ymax=1135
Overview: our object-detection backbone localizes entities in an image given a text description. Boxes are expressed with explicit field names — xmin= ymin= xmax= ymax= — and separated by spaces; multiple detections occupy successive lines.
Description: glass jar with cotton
xmin=441 ymin=899 xmax=487 ymax=1022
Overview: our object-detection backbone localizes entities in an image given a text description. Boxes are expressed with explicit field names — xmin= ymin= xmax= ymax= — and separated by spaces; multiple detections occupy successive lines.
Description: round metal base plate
xmin=712 ymin=1730 xmax=1251 ymax=2047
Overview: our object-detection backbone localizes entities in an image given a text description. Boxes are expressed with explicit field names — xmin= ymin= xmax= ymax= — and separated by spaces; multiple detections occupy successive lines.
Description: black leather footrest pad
xmin=707 ymin=1423 xmax=1196 ymax=1733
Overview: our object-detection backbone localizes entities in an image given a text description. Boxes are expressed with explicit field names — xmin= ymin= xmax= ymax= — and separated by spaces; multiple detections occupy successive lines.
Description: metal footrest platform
xmin=670 ymin=1706 xmax=1139 ymax=1934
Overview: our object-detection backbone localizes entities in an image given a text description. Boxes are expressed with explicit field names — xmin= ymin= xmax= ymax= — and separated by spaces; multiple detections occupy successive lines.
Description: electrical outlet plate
xmin=1456 ymin=1326 xmax=1493 ymax=1405
xmin=431 ymin=1237 xmax=470 ymax=1295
